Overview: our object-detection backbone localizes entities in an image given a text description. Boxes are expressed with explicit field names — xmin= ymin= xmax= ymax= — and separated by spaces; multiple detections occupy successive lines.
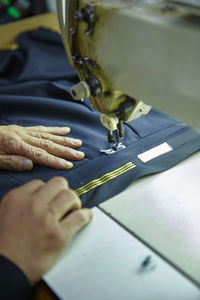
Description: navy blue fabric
xmin=0 ymin=28 xmax=200 ymax=207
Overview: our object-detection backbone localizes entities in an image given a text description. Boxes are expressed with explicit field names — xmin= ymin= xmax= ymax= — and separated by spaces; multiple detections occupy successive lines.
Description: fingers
xmin=49 ymin=189 xmax=81 ymax=220
xmin=60 ymin=208 xmax=93 ymax=242
xmin=0 ymin=155 xmax=33 ymax=171
xmin=16 ymin=179 xmax=45 ymax=195
xmin=18 ymin=142 xmax=75 ymax=169
xmin=5 ymin=179 xmax=45 ymax=200
xmin=0 ymin=125 xmax=84 ymax=171
xmin=35 ymin=177 xmax=91 ymax=231
xmin=28 ymin=132 xmax=82 ymax=149
xmin=0 ymin=173 xmax=92 ymax=286
xmin=35 ymin=177 xmax=69 ymax=204
xmin=25 ymin=126 xmax=71 ymax=135
xmin=24 ymin=136 xmax=85 ymax=161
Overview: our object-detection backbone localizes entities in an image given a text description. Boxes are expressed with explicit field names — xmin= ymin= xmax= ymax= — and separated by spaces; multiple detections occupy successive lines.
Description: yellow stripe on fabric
xmin=78 ymin=164 xmax=131 ymax=190
xmin=75 ymin=162 xmax=136 ymax=197
xmin=76 ymin=163 xmax=133 ymax=195
xmin=77 ymin=163 xmax=134 ymax=192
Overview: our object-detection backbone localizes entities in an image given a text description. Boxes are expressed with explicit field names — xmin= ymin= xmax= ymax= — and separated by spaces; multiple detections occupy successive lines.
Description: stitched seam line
xmin=75 ymin=162 xmax=136 ymax=196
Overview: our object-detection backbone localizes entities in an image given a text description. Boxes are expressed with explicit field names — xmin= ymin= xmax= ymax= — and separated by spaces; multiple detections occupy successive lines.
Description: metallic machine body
xmin=57 ymin=0 xmax=200 ymax=132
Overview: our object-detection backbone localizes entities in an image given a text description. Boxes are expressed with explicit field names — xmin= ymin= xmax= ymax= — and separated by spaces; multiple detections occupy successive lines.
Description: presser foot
xmin=100 ymin=128 xmax=126 ymax=155
xmin=100 ymin=142 xmax=126 ymax=155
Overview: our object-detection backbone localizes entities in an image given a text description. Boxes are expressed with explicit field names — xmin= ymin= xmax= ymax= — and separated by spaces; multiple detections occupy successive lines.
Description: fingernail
xmin=75 ymin=151 xmax=85 ymax=158
xmin=62 ymin=160 xmax=73 ymax=169
xmin=71 ymin=138 xmax=82 ymax=146
xmin=20 ymin=158 xmax=33 ymax=171
xmin=63 ymin=127 xmax=70 ymax=133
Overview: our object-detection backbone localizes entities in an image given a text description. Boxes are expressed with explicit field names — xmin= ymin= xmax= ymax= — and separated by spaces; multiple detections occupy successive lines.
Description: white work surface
xmin=45 ymin=152 xmax=200 ymax=299
xmin=100 ymin=151 xmax=200 ymax=284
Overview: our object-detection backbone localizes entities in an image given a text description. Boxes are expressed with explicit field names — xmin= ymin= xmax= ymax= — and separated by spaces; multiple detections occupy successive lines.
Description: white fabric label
xmin=138 ymin=142 xmax=173 ymax=163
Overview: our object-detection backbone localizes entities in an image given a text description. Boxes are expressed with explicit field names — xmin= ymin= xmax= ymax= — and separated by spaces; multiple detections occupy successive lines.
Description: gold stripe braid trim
xmin=75 ymin=162 xmax=136 ymax=197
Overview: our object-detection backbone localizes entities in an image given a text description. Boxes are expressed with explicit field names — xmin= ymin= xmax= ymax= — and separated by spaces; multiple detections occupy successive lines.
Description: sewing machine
xmin=57 ymin=0 xmax=200 ymax=151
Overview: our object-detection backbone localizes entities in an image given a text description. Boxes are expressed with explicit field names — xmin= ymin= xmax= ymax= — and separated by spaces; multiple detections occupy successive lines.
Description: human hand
xmin=0 ymin=177 xmax=93 ymax=285
xmin=0 ymin=125 xmax=85 ymax=170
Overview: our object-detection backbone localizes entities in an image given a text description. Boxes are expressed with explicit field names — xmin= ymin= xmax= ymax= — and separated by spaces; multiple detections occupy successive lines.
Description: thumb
xmin=0 ymin=155 xmax=33 ymax=171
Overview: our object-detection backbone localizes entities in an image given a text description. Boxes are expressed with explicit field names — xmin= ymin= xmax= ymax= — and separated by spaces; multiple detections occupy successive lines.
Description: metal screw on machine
xmin=86 ymin=75 xmax=102 ymax=97
xmin=74 ymin=5 xmax=96 ymax=35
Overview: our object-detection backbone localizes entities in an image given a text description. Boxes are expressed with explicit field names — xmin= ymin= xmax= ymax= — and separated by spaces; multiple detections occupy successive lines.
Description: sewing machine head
xmin=57 ymin=0 xmax=200 ymax=149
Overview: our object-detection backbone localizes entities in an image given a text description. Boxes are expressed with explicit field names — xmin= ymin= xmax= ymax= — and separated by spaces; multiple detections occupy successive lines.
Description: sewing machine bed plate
xmin=100 ymin=151 xmax=200 ymax=284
